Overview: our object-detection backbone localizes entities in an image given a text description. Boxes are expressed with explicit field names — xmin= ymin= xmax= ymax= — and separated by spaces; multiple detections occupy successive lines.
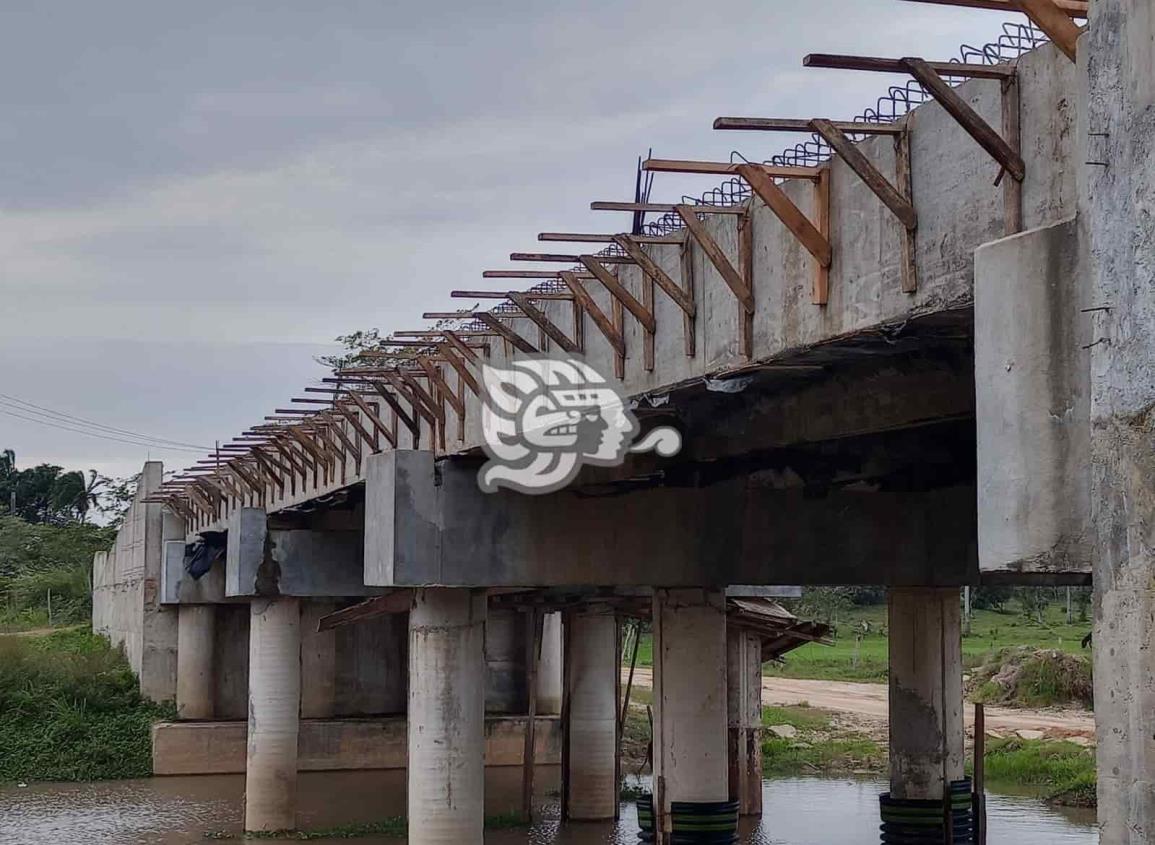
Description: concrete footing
xmin=652 ymin=588 xmax=729 ymax=809
xmin=176 ymin=605 xmax=215 ymax=720
xmin=727 ymin=628 xmax=763 ymax=816
xmin=245 ymin=597 xmax=302 ymax=832
xmin=887 ymin=588 xmax=964 ymax=801
xmin=408 ymin=588 xmax=486 ymax=845
xmin=565 ymin=606 xmax=619 ymax=820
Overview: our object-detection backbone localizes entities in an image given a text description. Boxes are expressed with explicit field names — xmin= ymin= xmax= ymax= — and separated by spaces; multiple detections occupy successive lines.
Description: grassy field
xmin=765 ymin=602 xmax=1091 ymax=683
xmin=0 ymin=627 xmax=173 ymax=782
xmin=626 ymin=602 xmax=1091 ymax=684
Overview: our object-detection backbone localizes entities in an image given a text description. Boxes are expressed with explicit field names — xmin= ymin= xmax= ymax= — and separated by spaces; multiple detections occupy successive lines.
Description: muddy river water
xmin=0 ymin=768 xmax=1097 ymax=844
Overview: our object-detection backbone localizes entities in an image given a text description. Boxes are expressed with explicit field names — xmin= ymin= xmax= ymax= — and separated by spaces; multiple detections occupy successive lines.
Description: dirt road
xmin=623 ymin=668 xmax=1095 ymax=740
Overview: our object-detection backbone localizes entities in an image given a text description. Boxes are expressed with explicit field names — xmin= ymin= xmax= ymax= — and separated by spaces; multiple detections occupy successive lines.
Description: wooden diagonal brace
xmin=228 ymin=460 xmax=266 ymax=497
xmin=164 ymin=495 xmax=199 ymax=525
xmin=249 ymin=448 xmax=287 ymax=495
xmin=559 ymin=271 xmax=626 ymax=357
xmin=268 ymin=438 xmax=309 ymax=482
xmin=612 ymin=236 xmax=696 ymax=316
xmin=251 ymin=446 xmax=293 ymax=479
xmin=675 ymin=205 xmax=755 ymax=314
xmin=1014 ymin=0 xmax=1081 ymax=61
xmin=507 ymin=292 xmax=581 ymax=354
xmin=369 ymin=380 xmax=421 ymax=437
xmin=579 ymin=256 xmax=656 ymax=332
xmin=442 ymin=330 xmax=482 ymax=363
xmin=811 ymin=119 xmax=918 ymax=231
xmin=417 ymin=357 xmax=466 ymax=417
xmin=901 ymin=58 xmax=1026 ymax=182
xmin=321 ymin=413 xmax=363 ymax=463
xmin=436 ymin=343 xmax=481 ymax=396
xmin=735 ymin=163 xmax=831 ymax=266
xmin=343 ymin=390 xmax=397 ymax=449
xmin=185 ymin=484 xmax=216 ymax=517
xmin=475 ymin=312 xmax=539 ymax=354
xmin=398 ymin=371 xmax=444 ymax=427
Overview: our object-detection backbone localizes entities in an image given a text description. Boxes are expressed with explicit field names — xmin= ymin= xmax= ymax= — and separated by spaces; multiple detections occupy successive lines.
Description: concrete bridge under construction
xmin=91 ymin=1 xmax=1155 ymax=842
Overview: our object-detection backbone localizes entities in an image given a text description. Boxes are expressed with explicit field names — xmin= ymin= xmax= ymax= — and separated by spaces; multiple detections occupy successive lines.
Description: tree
xmin=0 ymin=450 xmax=113 ymax=525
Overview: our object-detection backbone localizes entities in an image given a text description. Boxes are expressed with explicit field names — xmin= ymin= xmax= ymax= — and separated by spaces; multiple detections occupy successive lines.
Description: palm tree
xmin=72 ymin=471 xmax=109 ymax=524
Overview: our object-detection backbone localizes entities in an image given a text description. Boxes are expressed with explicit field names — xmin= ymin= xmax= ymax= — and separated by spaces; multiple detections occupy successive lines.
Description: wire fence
xmin=448 ymin=21 xmax=1049 ymax=335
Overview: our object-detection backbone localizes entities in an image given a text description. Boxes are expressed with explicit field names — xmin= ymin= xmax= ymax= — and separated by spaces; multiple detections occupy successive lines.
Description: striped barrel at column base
xmin=636 ymin=796 xmax=740 ymax=844
xmin=879 ymin=778 xmax=974 ymax=844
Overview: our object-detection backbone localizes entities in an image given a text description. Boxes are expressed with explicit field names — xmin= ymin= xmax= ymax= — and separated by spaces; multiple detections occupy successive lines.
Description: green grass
xmin=759 ymin=704 xmax=886 ymax=777
xmin=982 ymin=737 xmax=1097 ymax=806
xmin=626 ymin=603 xmax=1092 ymax=687
xmin=763 ymin=603 xmax=1092 ymax=684
xmin=0 ymin=628 xmax=174 ymax=782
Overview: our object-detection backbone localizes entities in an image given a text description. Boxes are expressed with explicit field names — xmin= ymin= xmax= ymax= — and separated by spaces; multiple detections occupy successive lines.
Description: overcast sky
xmin=0 ymin=1 xmax=1016 ymax=481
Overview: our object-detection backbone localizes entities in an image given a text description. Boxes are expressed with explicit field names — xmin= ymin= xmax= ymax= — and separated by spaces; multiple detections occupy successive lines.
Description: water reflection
xmin=0 ymin=770 xmax=1097 ymax=845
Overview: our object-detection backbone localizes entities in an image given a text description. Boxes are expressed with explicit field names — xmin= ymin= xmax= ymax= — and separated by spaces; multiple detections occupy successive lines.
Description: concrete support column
xmin=245 ymin=597 xmax=301 ymax=833
xmin=652 ymin=588 xmax=729 ymax=809
xmin=565 ymin=605 xmax=618 ymax=820
xmin=1083 ymin=4 xmax=1155 ymax=841
xmin=726 ymin=628 xmax=763 ymax=816
xmin=176 ymin=605 xmax=215 ymax=720
xmin=300 ymin=601 xmax=338 ymax=719
xmin=408 ymin=588 xmax=486 ymax=845
xmin=887 ymin=588 xmax=964 ymax=800
xmin=536 ymin=612 xmax=563 ymax=715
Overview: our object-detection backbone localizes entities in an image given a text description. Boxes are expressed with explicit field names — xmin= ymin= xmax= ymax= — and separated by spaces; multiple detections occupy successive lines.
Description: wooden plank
xmin=481 ymin=270 xmax=566 ymax=279
xmin=475 ymin=312 xmax=539 ymax=354
xmin=591 ymin=201 xmax=748 ymax=215
xmin=342 ymin=390 xmax=397 ymax=448
xmin=417 ymin=357 xmax=466 ymax=418
xmin=507 ymin=292 xmax=582 ymax=354
xmin=894 ymin=129 xmax=919 ymax=294
xmin=319 ymin=416 xmax=362 ymax=466
xmin=436 ymin=343 xmax=482 ymax=396
xmin=539 ymin=231 xmax=683 ymax=245
xmin=737 ymin=210 xmax=754 ymax=357
xmin=612 ymin=292 xmax=626 ymax=379
xmin=453 ymin=289 xmax=574 ymax=300
xmin=442 ymin=330 xmax=482 ymax=364
xmin=560 ymin=271 xmax=626 ymax=357
xmin=803 ymin=53 xmax=1014 ymax=79
xmin=675 ymin=205 xmax=755 ymax=314
xmin=811 ymin=119 xmax=918 ymax=231
xmin=613 ymin=236 xmax=697 ymax=316
xmin=813 ymin=165 xmax=832 ymax=305
xmin=714 ymin=116 xmax=903 ymax=135
xmin=644 ymin=158 xmax=819 ymax=181
xmin=579 ymin=256 xmax=658 ymax=331
xmin=317 ymin=591 xmax=415 ymax=631
xmin=735 ymin=163 xmax=832 ymax=267
xmin=510 ymin=252 xmax=630 ymax=265
xmin=902 ymin=58 xmax=1026 ymax=182
xmin=369 ymin=380 xmax=422 ymax=438
xmin=680 ymin=237 xmax=697 ymax=357
xmin=1015 ymin=0 xmax=1084 ymax=58
xmin=1002 ymin=75 xmax=1024 ymax=235
xmin=642 ymin=266 xmax=655 ymax=372
xmin=899 ymin=0 xmax=1086 ymax=16
xmin=398 ymin=370 xmax=444 ymax=428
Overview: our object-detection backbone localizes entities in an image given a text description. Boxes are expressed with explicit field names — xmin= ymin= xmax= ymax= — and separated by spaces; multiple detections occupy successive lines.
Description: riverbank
xmin=0 ymin=628 xmax=171 ymax=782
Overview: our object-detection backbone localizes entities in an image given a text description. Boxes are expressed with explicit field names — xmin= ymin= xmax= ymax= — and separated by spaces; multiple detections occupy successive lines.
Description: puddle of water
xmin=0 ymin=771 xmax=1097 ymax=845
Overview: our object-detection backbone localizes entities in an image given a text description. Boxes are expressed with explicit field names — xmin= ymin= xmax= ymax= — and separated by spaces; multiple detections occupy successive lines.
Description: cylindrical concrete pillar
xmin=536 ymin=612 xmax=563 ymax=716
xmin=887 ymin=587 xmax=964 ymax=801
xmin=300 ymin=601 xmax=338 ymax=719
xmin=409 ymin=588 xmax=486 ymax=845
xmin=566 ymin=605 xmax=619 ymax=820
xmin=653 ymin=588 xmax=730 ymax=807
xmin=176 ymin=605 xmax=215 ymax=720
xmin=245 ymin=597 xmax=301 ymax=833
xmin=727 ymin=627 xmax=763 ymax=816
